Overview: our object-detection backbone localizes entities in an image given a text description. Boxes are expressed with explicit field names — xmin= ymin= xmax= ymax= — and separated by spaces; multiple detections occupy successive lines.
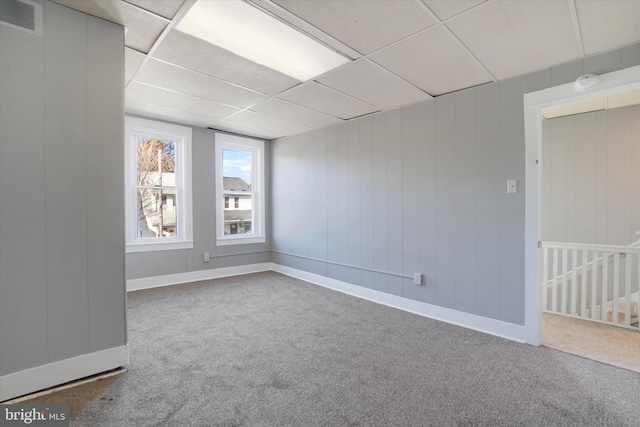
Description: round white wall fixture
xmin=574 ymin=73 xmax=599 ymax=92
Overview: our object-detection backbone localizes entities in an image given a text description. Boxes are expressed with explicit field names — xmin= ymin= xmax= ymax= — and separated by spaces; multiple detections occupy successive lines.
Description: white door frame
xmin=523 ymin=65 xmax=640 ymax=345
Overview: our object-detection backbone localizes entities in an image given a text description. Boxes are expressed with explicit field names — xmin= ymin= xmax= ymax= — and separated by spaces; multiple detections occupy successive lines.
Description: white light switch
xmin=507 ymin=180 xmax=517 ymax=194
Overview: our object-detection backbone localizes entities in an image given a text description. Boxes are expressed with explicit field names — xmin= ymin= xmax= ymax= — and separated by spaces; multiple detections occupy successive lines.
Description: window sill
xmin=216 ymin=236 xmax=266 ymax=246
xmin=126 ymin=240 xmax=194 ymax=253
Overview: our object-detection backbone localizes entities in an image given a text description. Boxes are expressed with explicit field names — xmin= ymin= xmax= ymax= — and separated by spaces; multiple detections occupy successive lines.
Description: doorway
xmin=523 ymin=65 xmax=640 ymax=357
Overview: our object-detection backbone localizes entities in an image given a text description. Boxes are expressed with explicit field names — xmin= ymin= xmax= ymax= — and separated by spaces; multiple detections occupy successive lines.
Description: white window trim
xmin=215 ymin=133 xmax=266 ymax=246
xmin=125 ymin=116 xmax=193 ymax=253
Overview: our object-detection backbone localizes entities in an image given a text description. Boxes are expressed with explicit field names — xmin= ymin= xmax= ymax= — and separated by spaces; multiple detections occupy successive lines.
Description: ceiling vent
xmin=0 ymin=0 xmax=42 ymax=36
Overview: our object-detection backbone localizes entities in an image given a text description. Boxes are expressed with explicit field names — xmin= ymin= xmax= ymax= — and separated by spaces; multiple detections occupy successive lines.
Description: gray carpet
xmin=23 ymin=272 xmax=640 ymax=426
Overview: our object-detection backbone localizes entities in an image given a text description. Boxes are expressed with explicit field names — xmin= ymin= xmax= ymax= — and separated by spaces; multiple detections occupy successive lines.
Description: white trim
xmin=215 ymin=133 xmax=266 ymax=246
xmin=124 ymin=116 xmax=193 ymax=253
xmin=126 ymin=239 xmax=194 ymax=253
xmin=271 ymin=264 xmax=526 ymax=343
xmin=126 ymin=262 xmax=526 ymax=341
xmin=523 ymin=64 xmax=640 ymax=346
xmin=216 ymin=236 xmax=266 ymax=246
xmin=0 ymin=345 xmax=128 ymax=402
xmin=126 ymin=263 xmax=272 ymax=292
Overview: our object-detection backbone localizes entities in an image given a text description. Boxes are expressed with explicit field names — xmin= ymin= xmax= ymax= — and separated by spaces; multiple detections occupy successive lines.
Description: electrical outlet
xmin=413 ymin=273 xmax=422 ymax=285
xmin=203 ymin=252 xmax=210 ymax=263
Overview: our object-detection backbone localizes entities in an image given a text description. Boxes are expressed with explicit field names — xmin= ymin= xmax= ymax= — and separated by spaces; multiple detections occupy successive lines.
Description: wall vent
xmin=0 ymin=0 xmax=42 ymax=36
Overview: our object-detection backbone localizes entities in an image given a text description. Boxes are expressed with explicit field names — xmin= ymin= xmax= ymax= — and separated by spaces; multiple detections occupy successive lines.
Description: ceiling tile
xmin=213 ymin=121 xmax=285 ymax=140
xmin=317 ymin=59 xmax=430 ymax=110
xmin=126 ymin=99 xmax=214 ymax=129
xmin=223 ymin=110 xmax=311 ymax=136
xmin=369 ymin=26 xmax=493 ymax=96
xmin=124 ymin=0 xmax=185 ymax=20
xmin=125 ymin=47 xmax=145 ymax=84
xmin=52 ymin=0 xmax=168 ymax=53
xmin=249 ymin=98 xmax=343 ymax=128
xmin=271 ymin=0 xmax=437 ymax=55
xmin=576 ymin=0 xmax=640 ymax=56
xmin=136 ymin=59 xmax=267 ymax=109
xmin=153 ymin=30 xmax=300 ymax=96
xmin=126 ymin=82 xmax=240 ymax=120
xmin=277 ymin=82 xmax=379 ymax=119
xmin=422 ymin=0 xmax=485 ymax=21
xmin=447 ymin=0 xmax=582 ymax=80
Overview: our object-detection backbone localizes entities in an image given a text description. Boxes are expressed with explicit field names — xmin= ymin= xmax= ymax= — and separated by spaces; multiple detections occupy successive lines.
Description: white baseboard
xmin=0 ymin=345 xmax=128 ymax=402
xmin=126 ymin=263 xmax=272 ymax=292
xmin=271 ymin=263 xmax=527 ymax=344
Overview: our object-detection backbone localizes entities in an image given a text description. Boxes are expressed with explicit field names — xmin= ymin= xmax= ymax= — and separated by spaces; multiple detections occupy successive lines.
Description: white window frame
xmin=215 ymin=133 xmax=265 ymax=246
xmin=124 ymin=116 xmax=193 ymax=253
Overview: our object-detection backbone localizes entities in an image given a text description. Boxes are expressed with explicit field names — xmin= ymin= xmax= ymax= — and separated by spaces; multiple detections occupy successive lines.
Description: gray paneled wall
xmin=124 ymin=127 xmax=271 ymax=280
xmin=542 ymin=105 xmax=640 ymax=246
xmin=0 ymin=1 xmax=125 ymax=376
xmin=270 ymin=42 xmax=640 ymax=326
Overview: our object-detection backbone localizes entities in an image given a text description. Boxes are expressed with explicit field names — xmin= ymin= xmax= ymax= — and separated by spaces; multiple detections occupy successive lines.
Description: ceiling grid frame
xmin=50 ymin=0 xmax=640 ymax=139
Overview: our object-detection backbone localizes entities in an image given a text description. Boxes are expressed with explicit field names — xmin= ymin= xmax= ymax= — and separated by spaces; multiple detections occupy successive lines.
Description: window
xmin=215 ymin=133 xmax=265 ymax=245
xmin=125 ymin=116 xmax=192 ymax=252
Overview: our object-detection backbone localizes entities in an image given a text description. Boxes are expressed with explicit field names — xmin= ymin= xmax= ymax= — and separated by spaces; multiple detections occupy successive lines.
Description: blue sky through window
xmin=223 ymin=149 xmax=252 ymax=184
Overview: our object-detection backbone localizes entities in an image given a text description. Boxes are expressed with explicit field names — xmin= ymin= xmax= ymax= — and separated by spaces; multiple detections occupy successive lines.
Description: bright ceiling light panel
xmin=176 ymin=0 xmax=350 ymax=82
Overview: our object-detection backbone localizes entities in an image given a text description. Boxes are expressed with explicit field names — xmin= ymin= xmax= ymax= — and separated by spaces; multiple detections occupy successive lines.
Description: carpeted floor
xmin=542 ymin=312 xmax=640 ymax=373
xmin=20 ymin=272 xmax=640 ymax=426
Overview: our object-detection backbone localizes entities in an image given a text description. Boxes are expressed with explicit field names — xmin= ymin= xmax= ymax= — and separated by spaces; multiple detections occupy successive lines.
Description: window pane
xmin=137 ymin=137 xmax=176 ymax=187
xmin=222 ymin=149 xmax=252 ymax=191
xmin=137 ymin=188 xmax=178 ymax=238
xmin=222 ymin=194 xmax=252 ymax=235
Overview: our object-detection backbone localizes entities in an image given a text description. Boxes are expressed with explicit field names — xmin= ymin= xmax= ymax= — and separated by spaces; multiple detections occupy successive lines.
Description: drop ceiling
xmin=52 ymin=0 xmax=640 ymax=140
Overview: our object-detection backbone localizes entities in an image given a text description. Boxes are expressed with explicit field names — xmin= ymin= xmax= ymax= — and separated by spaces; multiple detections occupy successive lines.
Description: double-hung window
xmin=215 ymin=133 xmax=265 ymax=245
xmin=125 ymin=116 xmax=192 ymax=252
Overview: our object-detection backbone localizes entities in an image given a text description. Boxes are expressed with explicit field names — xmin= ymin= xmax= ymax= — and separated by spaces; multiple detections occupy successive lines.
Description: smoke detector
xmin=574 ymin=73 xmax=599 ymax=92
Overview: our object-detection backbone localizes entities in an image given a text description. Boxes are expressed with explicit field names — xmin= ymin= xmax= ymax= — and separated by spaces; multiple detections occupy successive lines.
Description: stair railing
xmin=541 ymin=242 xmax=639 ymax=330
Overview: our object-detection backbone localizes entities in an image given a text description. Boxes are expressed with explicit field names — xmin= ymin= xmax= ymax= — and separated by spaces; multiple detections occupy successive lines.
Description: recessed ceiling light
xmin=176 ymin=0 xmax=350 ymax=82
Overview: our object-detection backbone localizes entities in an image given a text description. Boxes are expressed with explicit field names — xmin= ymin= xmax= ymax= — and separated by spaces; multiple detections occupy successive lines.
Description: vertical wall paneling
xmin=475 ymin=84 xmax=502 ymax=319
xmin=596 ymin=112 xmax=609 ymax=244
xmin=359 ymin=117 xmax=375 ymax=289
xmin=326 ymin=125 xmax=339 ymax=279
xmin=191 ymin=128 xmax=215 ymax=271
xmin=454 ymin=90 xmax=478 ymax=314
xmin=266 ymin=44 xmax=640 ymax=328
xmin=498 ymin=77 xmax=526 ymax=325
xmin=86 ymin=16 xmax=126 ymax=351
xmin=573 ymin=113 xmax=598 ymax=243
xmin=401 ymin=104 xmax=420 ymax=300
xmin=607 ymin=108 xmax=633 ymax=244
xmin=347 ymin=121 xmax=361 ymax=286
xmin=549 ymin=119 xmax=566 ymax=241
xmin=312 ymin=129 xmax=329 ymax=277
xmin=542 ymin=106 xmax=640 ymax=246
xmin=371 ymin=114 xmax=388 ymax=292
xmin=418 ymin=100 xmax=437 ymax=304
xmin=0 ymin=0 xmax=47 ymax=376
xmin=1 ymin=0 xmax=126 ymax=397
xmin=336 ymin=124 xmax=350 ymax=281
xmin=435 ymin=96 xmax=456 ymax=309
xmin=386 ymin=109 xmax=403 ymax=296
xmin=565 ymin=117 xmax=576 ymax=242
xmin=45 ymin=3 xmax=89 ymax=362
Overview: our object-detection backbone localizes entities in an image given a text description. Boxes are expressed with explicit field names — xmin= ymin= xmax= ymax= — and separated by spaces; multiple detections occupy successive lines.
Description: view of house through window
xmin=136 ymin=137 xmax=178 ymax=238
xmin=222 ymin=149 xmax=253 ymax=235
